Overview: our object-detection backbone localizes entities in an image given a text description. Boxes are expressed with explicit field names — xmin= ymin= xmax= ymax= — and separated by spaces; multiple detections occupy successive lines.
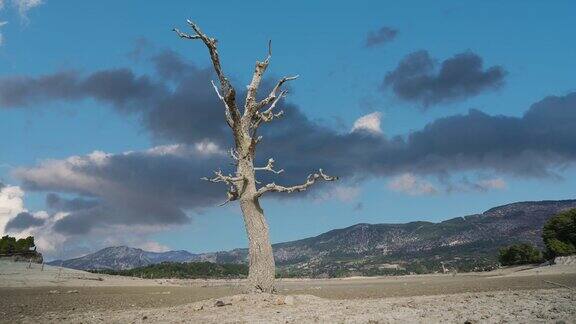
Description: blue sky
xmin=0 ymin=1 xmax=575 ymax=259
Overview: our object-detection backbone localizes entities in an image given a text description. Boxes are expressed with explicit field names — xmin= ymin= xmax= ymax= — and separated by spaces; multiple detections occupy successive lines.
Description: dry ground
xmin=1 ymin=260 xmax=575 ymax=323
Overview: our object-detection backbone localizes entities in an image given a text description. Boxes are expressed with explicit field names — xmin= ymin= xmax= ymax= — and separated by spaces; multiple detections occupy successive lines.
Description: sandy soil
xmin=1 ymin=261 xmax=575 ymax=323
xmin=22 ymin=289 xmax=575 ymax=324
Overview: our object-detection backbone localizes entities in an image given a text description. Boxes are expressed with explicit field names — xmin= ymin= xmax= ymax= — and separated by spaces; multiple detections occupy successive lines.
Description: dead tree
xmin=173 ymin=20 xmax=338 ymax=293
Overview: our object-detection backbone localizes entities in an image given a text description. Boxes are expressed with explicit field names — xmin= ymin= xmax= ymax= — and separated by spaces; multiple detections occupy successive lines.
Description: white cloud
xmin=351 ymin=112 xmax=383 ymax=134
xmin=0 ymin=183 xmax=65 ymax=256
xmin=147 ymin=142 xmax=224 ymax=157
xmin=477 ymin=178 xmax=507 ymax=190
xmin=138 ymin=241 xmax=170 ymax=253
xmin=0 ymin=183 xmax=25 ymax=232
xmin=316 ymin=185 xmax=361 ymax=203
xmin=12 ymin=0 xmax=43 ymax=20
xmin=0 ymin=184 xmax=175 ymax=259
xmin=9 ymin=143 xmax=225 ymax=260
xmin=388 ymin=173 xmax=438 ymax=196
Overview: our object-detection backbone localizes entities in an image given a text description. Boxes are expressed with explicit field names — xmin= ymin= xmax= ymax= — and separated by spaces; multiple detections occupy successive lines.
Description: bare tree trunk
xmin=240 ymin=196 xmax=275 ymax=292
xmin=238 ymin=155 xmax=275 ymax=293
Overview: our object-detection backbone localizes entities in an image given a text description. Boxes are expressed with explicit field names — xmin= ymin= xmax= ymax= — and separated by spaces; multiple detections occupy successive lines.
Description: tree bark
xmin=238 ymin=156 xmax=276 ymax=293
xmin=240 ymin=195 xmax=275 ymax=292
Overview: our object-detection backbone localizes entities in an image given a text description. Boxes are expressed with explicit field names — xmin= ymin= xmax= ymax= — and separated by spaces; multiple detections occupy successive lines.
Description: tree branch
xmin=229 ymin=148 xmax=239 ymax=161
xmin=256 ymin=169 xmax=338 ymax=197
xmin=254 ymin=158 xmax=284 ymax=174
xmin=202 ymin=170 xmax=246 ymax=206
xmin=255 ymin=75 xmax=298 ymax=112
xmin=251 ymin=89 xmax=288 ymax=131
xmin=211 ymin=80 xmax=235 ymax=128
xmin=244 ymin=41 xmax=272 ymax=117
xmin=201 ymin=170 xmax=244 ymax=185
xmin=172 ymin=28 xmax=201 ymax=40
xmin=173 ymin=20 xmax=241 ymax=125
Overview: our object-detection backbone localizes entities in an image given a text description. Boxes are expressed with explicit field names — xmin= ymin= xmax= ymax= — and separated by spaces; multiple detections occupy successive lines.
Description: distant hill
xmin=50 ymin=199 xmax=576 ymax=276
xmin=48 ymin=246 xmax=205 ymax=270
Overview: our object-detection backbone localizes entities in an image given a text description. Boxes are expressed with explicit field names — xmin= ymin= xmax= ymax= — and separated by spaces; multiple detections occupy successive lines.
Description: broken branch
xmin=255 ymin=75 xmax=298 ymax=112
xmin=211 ymin=80 xmax=235 ymax=127
xmin=256 ymin=169 xmax=338 ymax=197
xmin=244 ymin=41 xmax=274 ymax=117
xmin=201 ymin=170 xmax=244 ymax=185
xmin=174 ymin=20 xmax=241 ymax=125
xmin=254 ymin=158 xmax=284 ymax=174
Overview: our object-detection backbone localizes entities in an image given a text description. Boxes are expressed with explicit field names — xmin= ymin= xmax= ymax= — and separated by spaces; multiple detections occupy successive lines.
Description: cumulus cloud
xmin=365 ymin=26 xmax=398 ymax=48
xmin=382 ymin=50 xmax=506 ymax=108
xmin=388 ymin=173 xmax=437 ymax=195
xmin=1 ymin=51 xmax=574 ymax=182
xmin=0 ymin=52 xmax=229 ymax=145
xmin=0 ymin=183 xmax=25 ymax=232
xmin=5 ymin=211 xmax=45 ymax=231
xmin=0 ymin=182 xmax=178 ymax=259
xmin=351 ymin=112 xmax=383 ymax=134
xmin=1 ymin=50 xmax=576 ymax=249
xmin=14 ymin=143 xmax=227 ymax=235
xmin=0 ymin=183 xmax=64 ymax=257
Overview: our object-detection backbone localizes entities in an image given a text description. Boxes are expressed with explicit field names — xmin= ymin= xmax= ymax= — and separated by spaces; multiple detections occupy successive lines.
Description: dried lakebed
xmin=1 ymin=261 xmax=575 ymax=323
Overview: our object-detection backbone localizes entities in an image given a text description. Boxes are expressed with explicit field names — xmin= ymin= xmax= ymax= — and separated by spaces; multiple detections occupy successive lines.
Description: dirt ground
xmin=1 ymin=261 xmax=575 ymax=323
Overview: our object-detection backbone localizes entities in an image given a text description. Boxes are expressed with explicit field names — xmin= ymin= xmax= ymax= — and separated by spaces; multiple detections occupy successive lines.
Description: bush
xmin=0 ymin=235 xmax=35 ymax=255
xmin=498 ymin=243 xmax=543 ymax=266
xmin=542 ymin=208 xmax=576 ymax=258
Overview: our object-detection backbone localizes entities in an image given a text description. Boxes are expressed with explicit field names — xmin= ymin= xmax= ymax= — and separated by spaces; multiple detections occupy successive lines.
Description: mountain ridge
xmin=49 ymin=199 xmax=576 ymax=275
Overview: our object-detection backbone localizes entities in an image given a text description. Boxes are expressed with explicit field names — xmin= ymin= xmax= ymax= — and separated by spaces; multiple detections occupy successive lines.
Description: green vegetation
xmin=0 ymin=235 xmax=35 ymax=255
xmin=89 ymin=261 xmax=248 ymax=279
xmin=498 ymin=243 xmax=543 ymax=266
xmin=542 ymin=208 xmax=576 ymax=259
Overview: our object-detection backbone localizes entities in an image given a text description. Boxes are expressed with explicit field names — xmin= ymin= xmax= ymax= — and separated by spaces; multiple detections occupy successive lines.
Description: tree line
xmin=0 ymin=235 xmax=35 ymax=255
xmin=499 ymin=208 xmax=576 ymax=266
xmin=89 ymin=261 xmax=248 ymax=279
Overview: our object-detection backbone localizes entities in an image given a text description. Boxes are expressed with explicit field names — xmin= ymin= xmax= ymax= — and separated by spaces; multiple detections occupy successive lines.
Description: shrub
xmin=0 ymin=235 xmax=35 ymax=255
xmin=498 ymin=243 xmax=543 ymax=266
xmin=542 ymin=208 xmax=576 ymax=258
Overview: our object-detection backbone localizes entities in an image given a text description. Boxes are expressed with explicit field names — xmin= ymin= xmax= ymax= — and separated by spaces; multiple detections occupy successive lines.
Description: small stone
xmin=192 ymin=304 xmax=204 ymax=311
xmin=49 ymin=290 xmax=60 ymax=294
xmin=214 ymin=300 xmax=229 ymax=307
xmin=142 ymin=316 xmax=148 ymax=320
xmin=284 ymin=296 xmax=295 ymax=305
xmin=66 ymin=290 xmax=79 ymax=294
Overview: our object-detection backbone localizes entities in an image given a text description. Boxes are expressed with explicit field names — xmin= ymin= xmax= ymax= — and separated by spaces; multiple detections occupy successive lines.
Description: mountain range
xmin=48 ymin=246 xmax=200 ymax=270
xmin=49 ymin=199 xmax=576 ymax=276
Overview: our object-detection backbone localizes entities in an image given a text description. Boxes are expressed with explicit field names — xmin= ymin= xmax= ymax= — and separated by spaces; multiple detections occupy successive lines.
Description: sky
xmin=0 ymin=1 xmax=575 ymax=260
